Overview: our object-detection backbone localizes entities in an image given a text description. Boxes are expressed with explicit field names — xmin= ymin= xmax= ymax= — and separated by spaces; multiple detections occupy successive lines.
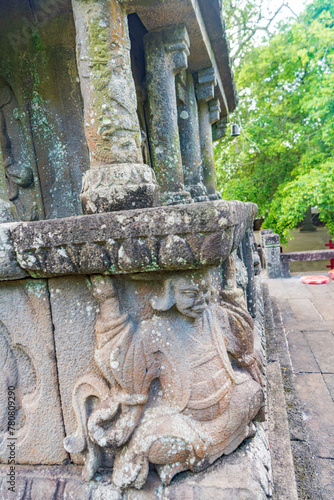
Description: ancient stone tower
xmin=0 ymin=1 xmax=274 ymax=498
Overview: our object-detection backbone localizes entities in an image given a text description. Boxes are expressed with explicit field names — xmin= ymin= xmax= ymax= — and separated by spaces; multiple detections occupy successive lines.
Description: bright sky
xmin=271 ymin=0 xmax=312 ymax=19
xmin=291 ymin=0 xmax=311 ymax=14
xmin=249 ymin=0 xmax=312 ymax=47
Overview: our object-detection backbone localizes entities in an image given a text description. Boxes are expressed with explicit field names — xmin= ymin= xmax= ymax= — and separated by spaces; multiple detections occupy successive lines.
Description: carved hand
xmin=90 ymin=275 xmax=118 ymax=302
xmin=243 ymin=355 xmax=264 ymax=387
xmin=87 ymin=393 xmax=147 ymax=448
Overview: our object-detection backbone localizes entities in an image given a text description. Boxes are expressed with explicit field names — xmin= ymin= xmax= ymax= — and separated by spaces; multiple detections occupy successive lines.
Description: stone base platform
xmin=0 ymin=424 xmax=271 ymax=500
xmin=1 ymin=200 xmax=257 ymax=280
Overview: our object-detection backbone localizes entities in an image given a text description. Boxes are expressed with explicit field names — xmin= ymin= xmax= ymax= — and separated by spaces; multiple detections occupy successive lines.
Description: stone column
xmin=241 ymin=229 xmax=257 ymax=318
xmin=176 ymin=71 xmax=209 ymax=202
xmin=71 ymin=0 xmax=160 ymax=213
xmin=261 ymin=230 xmax=282 ymax=279
xmin=300 ymin=206 xmax=316 ymax=232
xmin=195 ymin=68 xmax=222 ymax=201
xmin=144 ymin=25 xmax=192 ymax=205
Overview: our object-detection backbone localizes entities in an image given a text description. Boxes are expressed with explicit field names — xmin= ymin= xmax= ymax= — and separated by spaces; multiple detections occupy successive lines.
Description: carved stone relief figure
xmin=0 ymin=77 xmax=42 ymax=221
xmin=0 ymin=279 xmax=67 ymax=464
xmin=0 ymin=321 xmax=35 ymax=455
xmin=64 ymin=263 xmax=264 ymax=489
xmin=0 ymin=323 xmax=18 ymax=448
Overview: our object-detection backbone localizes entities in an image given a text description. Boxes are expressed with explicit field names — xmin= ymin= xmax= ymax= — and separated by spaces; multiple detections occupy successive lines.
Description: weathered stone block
xmin=81 ymin=164 xmax=160 ymax=214
xmin=263 ymin=233 xmax=280 ymax=247
xmin=11 ymin=200 xmax=257 ymax=277
xmin=47 ymin=276 xmax=99 ymax=466
xmin=0 ymin=223 xmax=27 ymax=280
xmin=0 ymin=279 xmax=66 ymax=465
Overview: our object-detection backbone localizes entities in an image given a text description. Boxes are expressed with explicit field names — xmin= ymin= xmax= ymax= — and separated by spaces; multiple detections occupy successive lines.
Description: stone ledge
xmin=0 ymin=223 xmax=27 ymax=281
xmin=263 ymin=284 xmax=299 ymax=500
xmin=9 ymin=200 xmax=257 ymax=278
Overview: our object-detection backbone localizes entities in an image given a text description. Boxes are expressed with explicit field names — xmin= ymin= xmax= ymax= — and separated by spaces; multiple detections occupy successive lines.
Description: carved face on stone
xmin=173 ymin=275 xmax=211 ymax=318
xmin=151 ymin=271 xmax=213 ymax=319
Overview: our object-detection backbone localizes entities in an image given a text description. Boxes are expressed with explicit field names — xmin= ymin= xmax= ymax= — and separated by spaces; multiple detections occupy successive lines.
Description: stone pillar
xmin=260 ymin=229 xmax=273 ymax=249
xmin=195 ymin=68 xmax=222 ymax=201
xmin=300 ymin=206 xmax=316 ymax=232
xmin=261 ymin=230 xmax=282 ymax=279
xmin=71 ymin=0 xmax=160 ymax=213
xmin=176 ymin=71 xmax=208 ymax=202
xmin=144 ymin=25 xmax=192 ymax=206
xmin=241 ymin=229 xmax=257 ymax=318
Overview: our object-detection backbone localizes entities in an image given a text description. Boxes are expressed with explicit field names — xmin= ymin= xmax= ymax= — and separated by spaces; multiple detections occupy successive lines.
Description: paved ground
xmin=266 ymin=275 xmax=334 ymax=500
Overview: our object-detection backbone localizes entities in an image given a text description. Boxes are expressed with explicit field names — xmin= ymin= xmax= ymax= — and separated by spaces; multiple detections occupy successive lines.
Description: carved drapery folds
xmin=64 ymin=267 xmax=263 ymax=488
xmin=71 ymin=0 xmax=160 ymax=213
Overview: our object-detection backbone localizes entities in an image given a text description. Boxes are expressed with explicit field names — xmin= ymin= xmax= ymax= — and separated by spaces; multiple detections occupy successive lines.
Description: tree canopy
xmin=216 ymin=0 xmax=334 ymax=241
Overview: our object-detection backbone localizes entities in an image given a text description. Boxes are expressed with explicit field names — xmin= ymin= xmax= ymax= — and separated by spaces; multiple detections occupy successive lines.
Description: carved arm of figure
xmin=88 ymin=275 xmax=151 ymax=450
xmin=65 ymin=276 xmax=154 ymax=481
xmin=220 ymin=256 xmax=264 ymax=387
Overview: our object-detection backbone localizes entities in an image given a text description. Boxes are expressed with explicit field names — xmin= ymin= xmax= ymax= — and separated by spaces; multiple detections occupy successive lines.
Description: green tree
xmin=216 ymin=0 xmax=334 ymax=241
xmin=222 ymin=0 xmax=298 ymax=65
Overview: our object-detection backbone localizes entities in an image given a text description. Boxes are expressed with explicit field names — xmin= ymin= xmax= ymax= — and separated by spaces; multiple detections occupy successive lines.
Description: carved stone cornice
xmin=8 ymin=200 xmax=257 ymax=278
xmin=213 ymin=117 xmax=227 ymax=141
xmin=118 ymin=0 xmax=163 ymax=12
xmin=162 ymin=25 xmax=190 ymax=74
xmin=195 ymin=67 xmax=216 ymax=102
xmin=209 ymin=97 xmax=221 ymax=124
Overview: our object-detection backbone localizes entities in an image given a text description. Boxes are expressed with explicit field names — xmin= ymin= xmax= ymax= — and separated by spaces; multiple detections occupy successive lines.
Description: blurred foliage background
xmin=216 ymin=0 xmax=334 ymax=242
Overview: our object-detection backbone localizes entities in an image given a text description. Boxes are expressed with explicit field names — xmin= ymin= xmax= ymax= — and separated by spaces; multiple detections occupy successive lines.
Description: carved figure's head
xmin=151 ymin=271 xmax=213 ymax=319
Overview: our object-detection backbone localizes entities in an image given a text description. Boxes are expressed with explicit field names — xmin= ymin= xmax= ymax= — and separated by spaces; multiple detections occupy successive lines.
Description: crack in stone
xmin=45 ymin=279 xmax=70 ymax=464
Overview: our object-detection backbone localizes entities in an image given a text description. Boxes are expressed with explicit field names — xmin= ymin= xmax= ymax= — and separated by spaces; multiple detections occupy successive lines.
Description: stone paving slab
xmin=295 ymin=373 xmax=334 ymax=458
xmin=287 ymin=330 xmax=319 ymax=373
xmin=315 ymin=458 xmax=334 ymax=500
xmin=277 ymin=299 xmax=295 ymax=325
xmin=266 ymin=275 xmax=334 ymax=499
xmin=304 ymin=282 xmax=334 ymax=296
xmin=281 ymin=281 xmax=314 ymax=299
xmin=303 ymin=330 xmax=334 ymax=373
xmin=323 ymin=374 xmax=334 ymax=401
xmin=311 ymin=299 xmax=334 ymax=321
xmin=285 ymin=320 xmax=334 ymax=331
xmin=288 ymin=298 xmax=323 ymax=322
